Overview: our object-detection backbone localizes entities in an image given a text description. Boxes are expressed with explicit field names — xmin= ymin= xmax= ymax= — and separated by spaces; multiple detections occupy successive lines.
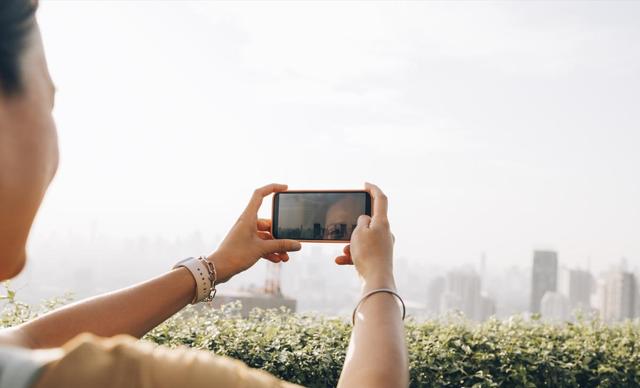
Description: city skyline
xmin=12 ymin=223 xmax=640 ymax=324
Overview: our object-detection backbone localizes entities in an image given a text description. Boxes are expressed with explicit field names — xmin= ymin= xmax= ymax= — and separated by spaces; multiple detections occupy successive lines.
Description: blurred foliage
xmin=1 ymin=281 xmax=73 ymax=327
xmin=3 ymin=283 xmax=640 ymax=387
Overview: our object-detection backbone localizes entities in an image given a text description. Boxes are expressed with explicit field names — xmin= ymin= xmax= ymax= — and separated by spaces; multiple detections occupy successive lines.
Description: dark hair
xmin=0 ymin=0 xmax=37 ymax=95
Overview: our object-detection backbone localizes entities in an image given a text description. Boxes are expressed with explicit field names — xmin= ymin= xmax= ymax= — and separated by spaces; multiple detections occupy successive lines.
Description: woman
xmin=0 ymin=1 xmax=409 ymax=387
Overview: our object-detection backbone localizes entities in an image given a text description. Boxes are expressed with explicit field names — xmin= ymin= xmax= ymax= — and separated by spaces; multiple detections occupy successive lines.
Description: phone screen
xmin=272 ymin=191 xmax=372 ymax=241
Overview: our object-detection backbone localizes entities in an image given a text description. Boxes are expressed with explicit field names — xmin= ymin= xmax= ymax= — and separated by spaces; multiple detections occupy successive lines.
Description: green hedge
xmin=143 ymin=303 xmax=640 ymax=388
xmin=3 ymin=289 xmax=640 ymax=387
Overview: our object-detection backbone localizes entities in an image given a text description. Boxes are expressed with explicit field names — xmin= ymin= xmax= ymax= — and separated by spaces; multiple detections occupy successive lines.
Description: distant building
xmin=208 ymin=261 xmax=297 ymax=317
xmin=440 ymin=269 xmax=495 ymax=321
xmin=426 ymin=276 xmax=445 ymax=316
xmin=530 ymin=250 xmax=558 ymax=314
xmin=602 ymin=270 xmax=636 ymax=322
xmin=541 ymin=291 xmax=569 ymax=321
xmin=568 ymin=269 xmax=593 ymax=312
xmin=558 ymin=267 xmax=593 ymax=316
xmin=313 ymin=223 xmax=322 ymax=238
xmin=485 ymin=265 xmax=529 ymax=318
xmin=442 ymin=269 xmax=481 ymax=319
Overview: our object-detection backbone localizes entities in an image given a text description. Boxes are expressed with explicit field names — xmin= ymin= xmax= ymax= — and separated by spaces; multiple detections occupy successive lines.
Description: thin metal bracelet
xmin=352 ymin=288 xmax=406 ymax=325
xmin=198 ymin=256 xmax=217 ymax=302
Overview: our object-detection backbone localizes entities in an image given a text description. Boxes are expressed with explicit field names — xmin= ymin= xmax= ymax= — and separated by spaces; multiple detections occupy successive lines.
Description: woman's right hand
xmin=335 ymin=183 xmax=396 ymax=290
xmin=335 ymin=183 xmax=408 ymax=388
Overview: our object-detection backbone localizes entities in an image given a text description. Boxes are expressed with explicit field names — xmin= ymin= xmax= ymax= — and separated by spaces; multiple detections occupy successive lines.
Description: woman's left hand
xmin=206 ymin=184 xmax=302 ymax=284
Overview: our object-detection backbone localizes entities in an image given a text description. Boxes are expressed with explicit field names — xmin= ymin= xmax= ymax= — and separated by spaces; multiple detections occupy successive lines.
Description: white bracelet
xmin=173 ymin=256 xmax=217 ymax=304
xmin=352 ymin=288 xmax=406 ymax=325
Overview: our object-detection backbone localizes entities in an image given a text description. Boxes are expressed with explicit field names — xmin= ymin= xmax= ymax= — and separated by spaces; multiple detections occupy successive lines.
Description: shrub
xmin=0 ymin=282 xmax=73 ymax=327
xmin=3 ymin=285 xmax=640 ymax=387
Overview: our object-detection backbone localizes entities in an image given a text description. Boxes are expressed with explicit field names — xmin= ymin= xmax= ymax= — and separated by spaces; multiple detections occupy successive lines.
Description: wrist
xmin=172 ymin=256 xmax=216 ymax=303
xmin=360 ymin=272 xmax=396 ymax=293
xmin=172 ymin=266 xmax=199 ymax=305
xmin=206 ymin=251 xmax=233 ymax=284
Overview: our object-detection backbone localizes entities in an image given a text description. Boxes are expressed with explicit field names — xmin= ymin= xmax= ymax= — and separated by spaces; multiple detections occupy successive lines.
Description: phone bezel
xmin=271 ymin=190 xmax=372 ymax=243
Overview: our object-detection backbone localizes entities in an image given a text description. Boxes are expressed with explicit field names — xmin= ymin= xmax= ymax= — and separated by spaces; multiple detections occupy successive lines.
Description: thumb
xmin=263 ymin=239 xmax=302 ymax=254
xmin=356 ymin=215 xmax=372 ymax=229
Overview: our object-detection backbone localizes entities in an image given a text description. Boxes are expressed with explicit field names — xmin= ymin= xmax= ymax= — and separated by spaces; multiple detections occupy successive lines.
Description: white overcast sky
xmin=31 ymin=1 xmax=640 ymax=272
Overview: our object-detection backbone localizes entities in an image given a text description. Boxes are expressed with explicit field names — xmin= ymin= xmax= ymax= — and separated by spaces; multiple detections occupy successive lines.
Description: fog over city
xmin=12 ymin=2 xmax=640 ymax=318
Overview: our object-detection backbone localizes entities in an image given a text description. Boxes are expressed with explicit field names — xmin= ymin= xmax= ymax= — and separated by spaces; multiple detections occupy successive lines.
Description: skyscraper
xmin=558 ymin=267 xmax=593 ymax=313
xmin=567 ymin=269 xmax=593 ymax=312
xmin=602 ymin=270 xmax=636 ymax=322
xmin=440 ymin=269 xmax=495 ymax=321
xmin=530 ymin=250 xmax=558 ymax=314
xmin=441 ymin=269 xmax=481 ymax=319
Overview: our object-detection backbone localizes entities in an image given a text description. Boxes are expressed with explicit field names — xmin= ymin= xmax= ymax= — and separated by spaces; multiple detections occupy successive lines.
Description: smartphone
xmin=271 ymin=190 xmax=372 ymax=242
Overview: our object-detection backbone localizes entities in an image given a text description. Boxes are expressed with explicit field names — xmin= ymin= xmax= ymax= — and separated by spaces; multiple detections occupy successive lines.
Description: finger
xmin=242 ymin=183 xmax=288 ymax=220
xmin=263 ymin=239 xmax=302 ymax=254
xmin=364 ymin=182 xmax=388 ymax=221
xmin=265 ymin=253 xmax=283 ymax=263
xmin=257 ymin=219 xmax=272 ymax=232
xmin=356 ymin=214 xmax=372 ymax=229
xmin=264 ymin=252 xmax=290 ymax=262
xmin=335 ymin=255 xmax=353 ymax=265
xmin=256 ymin=231 xmax=273 ymax=240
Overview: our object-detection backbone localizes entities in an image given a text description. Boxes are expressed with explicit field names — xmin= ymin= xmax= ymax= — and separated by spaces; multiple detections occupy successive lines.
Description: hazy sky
xmin=31 ymin=1 xmax=640 ymax=273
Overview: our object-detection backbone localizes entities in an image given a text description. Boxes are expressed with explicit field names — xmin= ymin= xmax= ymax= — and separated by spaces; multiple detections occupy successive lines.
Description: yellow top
xmin=33 ymin=333 xmax=304 ymax=388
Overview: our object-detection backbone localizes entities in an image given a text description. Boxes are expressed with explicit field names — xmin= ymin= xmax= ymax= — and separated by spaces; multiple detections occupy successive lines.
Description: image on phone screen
xmin=272 ymin=191 xmax=371 ymax=241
